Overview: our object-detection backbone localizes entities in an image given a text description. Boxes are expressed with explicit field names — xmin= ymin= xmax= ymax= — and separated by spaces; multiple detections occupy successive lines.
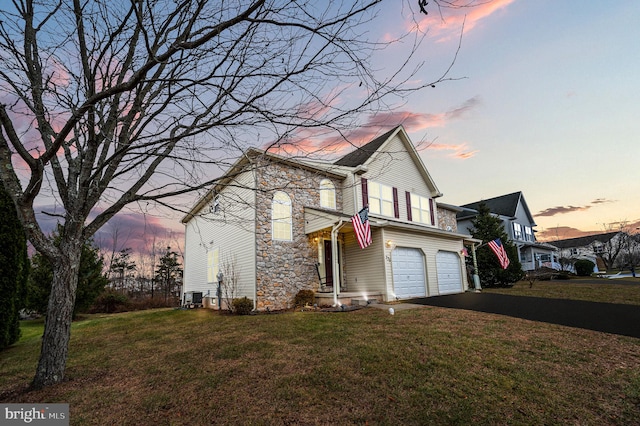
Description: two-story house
xmin=456 ymin=192 xmax=557 ymax=271
xmin=181 ymin=126 xmax=479 ymax=311
xmin=548 ymin=231 xmax=623 ymax=273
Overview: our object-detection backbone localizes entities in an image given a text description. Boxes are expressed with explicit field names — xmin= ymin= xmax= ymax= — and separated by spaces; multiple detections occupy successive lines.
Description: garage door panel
xmin=436 ymin=251 xmax=463 ymax=295
xmin=392 ymin=247 xmax=426 ymax=299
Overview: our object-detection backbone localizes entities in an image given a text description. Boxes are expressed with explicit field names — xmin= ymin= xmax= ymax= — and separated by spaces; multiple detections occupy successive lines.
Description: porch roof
xmin=304 ymin=207 xmax=480 ymax=244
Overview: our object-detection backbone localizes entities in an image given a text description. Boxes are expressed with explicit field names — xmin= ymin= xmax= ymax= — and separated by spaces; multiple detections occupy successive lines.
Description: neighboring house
xmin=456 ymin=192 xmax=557 ymax=271
xmin=547 ymin=231 xmax=625 ymax=273
xmin=181 ymin=126 xmax=479 ymax=311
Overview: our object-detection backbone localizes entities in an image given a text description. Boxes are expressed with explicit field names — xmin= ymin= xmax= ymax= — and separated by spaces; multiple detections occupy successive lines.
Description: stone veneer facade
xmin=254 ymin=158 xmax=343 ymax=310
xmin=437 ymin=206 xmax=458 ymax=233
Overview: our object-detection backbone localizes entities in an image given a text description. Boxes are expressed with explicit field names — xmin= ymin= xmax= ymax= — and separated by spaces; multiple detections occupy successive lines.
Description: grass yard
xmin=484 ymin=277 xmax=640 ymax=306
xmin=1 ymin=285 xmax=640 ymax=425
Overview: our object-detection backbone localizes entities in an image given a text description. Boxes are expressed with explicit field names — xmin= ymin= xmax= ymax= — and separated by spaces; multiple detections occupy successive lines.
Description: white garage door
xmin=392 ymin=247 xmax=426 ymax=299
xmin=436 ymin=251 xmax=463 ymax=295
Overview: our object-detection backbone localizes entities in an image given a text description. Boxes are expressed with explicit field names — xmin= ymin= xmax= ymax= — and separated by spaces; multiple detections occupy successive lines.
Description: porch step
xmin=351 ymin=298 xmax=379 ymax=306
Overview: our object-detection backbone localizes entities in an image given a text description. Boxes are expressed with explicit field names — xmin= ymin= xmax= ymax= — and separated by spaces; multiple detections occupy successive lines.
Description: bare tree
xmin=0 ymin=0 xmax=460 ymax=388
xmin=219 ymin=253 xmax=240 ymax=313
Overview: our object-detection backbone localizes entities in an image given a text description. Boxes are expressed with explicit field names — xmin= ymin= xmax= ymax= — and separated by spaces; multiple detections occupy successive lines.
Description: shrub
xmin=294 ymin=289 xmax=315 ymax=307
xmin=91 ymin=290 xmax=129 ymax=313
xmin=574 ymin=259 xmax=595 ymax=277
xmin=232 ymin=297 xmax=253 ymax=315
xmin=555 ymin=271 xmax=571 ymax=280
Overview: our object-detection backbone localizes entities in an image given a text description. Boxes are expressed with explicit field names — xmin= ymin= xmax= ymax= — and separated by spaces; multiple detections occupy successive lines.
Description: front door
xmin=324 ymin=240 xmax=333 ymax=286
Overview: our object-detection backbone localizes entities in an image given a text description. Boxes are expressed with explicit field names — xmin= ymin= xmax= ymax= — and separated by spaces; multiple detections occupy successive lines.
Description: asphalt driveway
xmin=409 ymin=292 xmax=640 ymax=339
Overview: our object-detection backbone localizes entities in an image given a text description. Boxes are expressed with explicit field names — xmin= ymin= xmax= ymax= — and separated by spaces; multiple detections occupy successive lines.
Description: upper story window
xmin=570 ymin=248 xmax=579 ymax=255
xmin=513 ymin=223 xmax=523 ymax=240
xmin=368 ymin=181 xmax=394 ymax=217
xmin=408 ymin=193 xmax=432 ymax=225
xmin=319 ymin=179 xmax=336 ymax=210
xmin=593 ymin=244 xmax=604 ymax=254
xmin=272 ymin=191 xmax=292 ymax=241
xmin=524 ymin=226 xmax=533 ymax=241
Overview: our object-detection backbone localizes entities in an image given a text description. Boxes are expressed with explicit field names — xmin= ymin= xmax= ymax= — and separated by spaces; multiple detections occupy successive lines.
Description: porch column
xmin=471 ymin=243 xmax=481 ymax=290
xmin=331 ymin=219 xmax=345 ymax=305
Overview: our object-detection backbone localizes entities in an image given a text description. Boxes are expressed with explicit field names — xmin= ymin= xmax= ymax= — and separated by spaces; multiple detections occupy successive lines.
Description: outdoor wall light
xmin=386 ymin=240 xmax=395 ymax=249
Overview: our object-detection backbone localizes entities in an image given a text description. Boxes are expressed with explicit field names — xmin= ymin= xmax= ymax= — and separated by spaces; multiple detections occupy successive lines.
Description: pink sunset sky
xmin=114 ymin=0 xmax=640 ymax=251
xmin=7 ymin=0 xmax=640 ymax=256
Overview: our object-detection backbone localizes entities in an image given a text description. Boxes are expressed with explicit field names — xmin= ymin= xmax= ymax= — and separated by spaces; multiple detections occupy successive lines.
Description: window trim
xmin=367 ymin=180 xmax=395 ymax=218
xmin=408 ymin=192 xmax=433 ymax=225
xmin=319 ymin=179 xmax=336 ymax=210
xmin=272 ymin=191 xmax=293 ymax=241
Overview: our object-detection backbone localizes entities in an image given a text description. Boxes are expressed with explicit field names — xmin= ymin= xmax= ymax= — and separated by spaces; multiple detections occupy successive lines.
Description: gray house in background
xmin=456 ymin=191 xmax=557 ymax=271
xmin=548 ymin=231 xmax=623 ymax=273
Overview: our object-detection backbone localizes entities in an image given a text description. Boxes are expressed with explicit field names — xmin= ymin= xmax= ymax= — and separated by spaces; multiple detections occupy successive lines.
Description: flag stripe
xmin=351 ymin=207 xmax=372 ymax=249
xmin=488 ymin=238 xmax=510 ymax=269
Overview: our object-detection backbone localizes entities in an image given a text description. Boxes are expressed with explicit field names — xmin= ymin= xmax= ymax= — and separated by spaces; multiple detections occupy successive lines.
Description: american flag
xmin=488 ymin=238 xmax=510 ymax=269
xmin=351 ymin=206 xmax=372 ymax=249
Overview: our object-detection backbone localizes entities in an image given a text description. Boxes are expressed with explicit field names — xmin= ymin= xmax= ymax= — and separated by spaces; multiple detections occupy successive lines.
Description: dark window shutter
xmin=361 ymin=178 xmax=368 ymax=208
xmin=393 ymin=187 xmax=399 ymax=218
xmin=429 ymin=198 xmax=435 ymax=225
xmin=406 ymin=191 xmax=412 ymax=221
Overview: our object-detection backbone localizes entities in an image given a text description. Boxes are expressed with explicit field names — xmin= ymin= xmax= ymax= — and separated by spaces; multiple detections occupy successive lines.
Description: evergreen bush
xmin=232 ymin=297 xmax=253 ymax=315
xmin=294 ymin=289 xmax=315 ymax=307
xmin=574 ymin=259 xmax=595 ymax=276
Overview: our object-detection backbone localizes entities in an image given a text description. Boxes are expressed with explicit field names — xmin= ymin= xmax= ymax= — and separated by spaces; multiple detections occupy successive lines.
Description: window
xmin=207 ymin=248 xmax=219 ymax=283
xmin=570 ymin=248 xmax=578 ymax=255
xmin=513 ymin=223 xmax=523 ymax=240
xmin=319 ymin=179 xmax=336 ymax=210
xmin=593 ymin=245 xmax=604 ymax=254
xmin=212 ymin=196 xmax=220 ymax=214
xmin=272 ymin=191 xmax=292 ymax=241
xmin=368 ymin=181 xmax=394 ymax=217
xmin=409 ymin=193 xmax=432 ymax=225
xmin=524 ymin=226 xmax=533 ymax=241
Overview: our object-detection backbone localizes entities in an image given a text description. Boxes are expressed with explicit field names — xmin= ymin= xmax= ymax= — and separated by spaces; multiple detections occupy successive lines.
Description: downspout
xmin=331 ymin=219 xmax=345 ymax=306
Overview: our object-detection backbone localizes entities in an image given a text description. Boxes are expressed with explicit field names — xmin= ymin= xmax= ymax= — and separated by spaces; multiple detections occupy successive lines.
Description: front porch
xmin=314 ymin=291 xmax=384 ymax=307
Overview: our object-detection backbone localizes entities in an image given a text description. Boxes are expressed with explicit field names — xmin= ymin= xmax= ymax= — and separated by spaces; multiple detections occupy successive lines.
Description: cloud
xmin=427 ymin=141 xmax=478 ymax=159
xmin=591 ymin=198 xmax=614 ymax=205
xmin=536 ymin=226 xmax=595 ymax=242
xmin=410 ymin=0 xmax=516 ymax=42
xmin=264 ymin=97 xmax=481 ymax=159
xmin=95 ymin=212 xmax=183 ymax=256
xmin=536 ymin=198 xmax=617 ymax=217
xmin=536 ymin=205 xmax=592 ymax=217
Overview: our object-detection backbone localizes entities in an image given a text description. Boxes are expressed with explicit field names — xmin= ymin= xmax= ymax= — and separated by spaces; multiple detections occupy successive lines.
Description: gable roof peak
xmin=333 ymin=126 xmax=402 ymax=167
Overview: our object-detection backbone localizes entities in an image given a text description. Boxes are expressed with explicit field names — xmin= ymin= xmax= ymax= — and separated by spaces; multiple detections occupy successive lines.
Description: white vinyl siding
xmin=319 ymin=179 xmax=336 ymax=210
xmin=207 ymin=248 xmax=219 ymax=283
xmin=410 ymin=193 xmax=431 ymax=224
xmin=360 ymin=133 xmax=437 ymax=222
xmin=182 ymin=169 xmax=256 ymax=302
xmin=368 ymin=181 xmax=394 ymax=217
xmin=272 ymin=191 xmax=292 ymax=241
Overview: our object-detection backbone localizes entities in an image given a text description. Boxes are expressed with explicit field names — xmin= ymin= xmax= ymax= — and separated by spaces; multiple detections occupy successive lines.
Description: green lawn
xmin=484 ymin=277 xmax=640 ymax=305
xmin=1 ymin=286 xmax=639 ymax=425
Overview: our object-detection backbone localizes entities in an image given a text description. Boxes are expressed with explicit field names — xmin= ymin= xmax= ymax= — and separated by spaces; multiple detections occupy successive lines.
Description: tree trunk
xmin=31 ymin=242 xmax=81 ymax=390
